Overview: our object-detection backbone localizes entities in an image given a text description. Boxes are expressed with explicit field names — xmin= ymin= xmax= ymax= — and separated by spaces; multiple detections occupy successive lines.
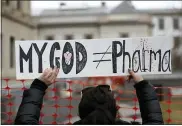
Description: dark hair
xmin=78 ymin=85 xmax=117 ymax=124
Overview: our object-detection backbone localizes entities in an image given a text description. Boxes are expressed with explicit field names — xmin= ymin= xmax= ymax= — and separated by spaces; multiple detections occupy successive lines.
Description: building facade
xmin=35 ymin=1 xmax=152 ymax=40
xmin=1 ymin=0 xmax=37 ymax=78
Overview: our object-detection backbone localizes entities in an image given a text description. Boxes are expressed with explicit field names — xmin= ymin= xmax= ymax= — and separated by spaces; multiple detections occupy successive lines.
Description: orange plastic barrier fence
xmin=1 ymin=77 xmax=182 ymax=124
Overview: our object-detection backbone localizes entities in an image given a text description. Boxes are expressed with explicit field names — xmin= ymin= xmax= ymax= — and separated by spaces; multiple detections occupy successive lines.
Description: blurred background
xmin=1 ymin=0 xmax=182 ymax=124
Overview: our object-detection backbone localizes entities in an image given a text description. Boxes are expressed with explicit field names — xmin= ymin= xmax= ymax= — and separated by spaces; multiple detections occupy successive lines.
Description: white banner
xmin=15 ymin=36 xmax=172 ymax=79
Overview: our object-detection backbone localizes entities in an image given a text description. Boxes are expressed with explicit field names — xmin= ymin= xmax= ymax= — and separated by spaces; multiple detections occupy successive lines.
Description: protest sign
xmin=15 ymin=36 xmax=172 ymax=79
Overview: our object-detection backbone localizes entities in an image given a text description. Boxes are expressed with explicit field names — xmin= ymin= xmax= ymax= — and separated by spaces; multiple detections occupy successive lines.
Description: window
xmin=172 ymin=36 xmax=182 ymax=70
xmin=17 ymin=0 xmax=21 ymax=10
xmin=120 ymin=33 xmax=129 ymax=38
xmin=173 ymin=37 xmax=181 ymax=48
xmin=1 ymin=33 xmax=3 ymax=49
xmin=158 ymin=18 xmax=164 ymax=30
xmin=10 ymin=36 xmax=15 ymax=68
xmin=84 ymin=34 xmax=93 ymax=39
xmin=1 ymin=33 xmax=2 ymax=42
xmin=65 ymin=34 xmax=73 ymax=40
xmin=6 ymin=0 xmax=10 ymax=6
xmin=173 ymin=18 xmax=179 ymax=30
xmin=45 ymin=35 xmax=54 ymax=40
xmin=1 ymin=33 xmax=3 ymax=60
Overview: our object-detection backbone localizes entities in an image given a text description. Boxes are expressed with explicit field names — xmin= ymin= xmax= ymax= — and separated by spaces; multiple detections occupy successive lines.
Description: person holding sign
xmin=14 ymin=68 xmax=163 ymax=125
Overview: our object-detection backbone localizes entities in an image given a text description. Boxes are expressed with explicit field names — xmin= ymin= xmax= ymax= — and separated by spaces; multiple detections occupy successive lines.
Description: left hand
xmin=127 ymin=69 xmax=143 ymax=83
xmin=38 ymin=67 xmax=59 ymax=86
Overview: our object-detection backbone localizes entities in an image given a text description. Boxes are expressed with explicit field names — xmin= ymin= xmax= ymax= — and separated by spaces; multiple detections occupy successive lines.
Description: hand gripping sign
xmin=15 ymin=36 xmax=172 ymax=79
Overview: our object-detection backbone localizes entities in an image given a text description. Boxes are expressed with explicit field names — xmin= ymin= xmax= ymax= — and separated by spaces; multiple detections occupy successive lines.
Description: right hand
xmin=128 ymin=69 xmax=143 ymax=83
xmin=38 ymin=67 xmax=59 ymax=86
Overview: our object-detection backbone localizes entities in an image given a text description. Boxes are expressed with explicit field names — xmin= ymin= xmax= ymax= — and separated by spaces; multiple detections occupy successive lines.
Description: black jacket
xmin=14 ymin=79 xmax=164 ymax=125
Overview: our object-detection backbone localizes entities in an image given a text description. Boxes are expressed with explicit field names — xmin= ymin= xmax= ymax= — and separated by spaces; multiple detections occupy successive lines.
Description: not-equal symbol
xmin=93 ymin=46 xmax=112 ymax=69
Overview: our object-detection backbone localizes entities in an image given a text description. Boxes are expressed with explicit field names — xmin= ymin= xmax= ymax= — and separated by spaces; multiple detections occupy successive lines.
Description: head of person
xmin=77 ymin=85 xmax=117 ymax=124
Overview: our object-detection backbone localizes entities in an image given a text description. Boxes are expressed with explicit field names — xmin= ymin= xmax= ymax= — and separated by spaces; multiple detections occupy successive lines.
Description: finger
xmin=54 ymin=69 xmax=59 ymax=82
xmin=56 ymin=68 xmax=59 ymax=76
xmin=126 ymin=75 xmax=131 ymax=81
xmin=45 ymin=68 xmax=53 ymax=78
xmin=126 ymin=75 xmax=129 ymax=81
xmin=128 ymin=75 xmax=133 ymax=82
xmin=53 ymin=66 xmax=57 ymax=74
xmin=53 ymin=67 xmax=58 ymax=77
xmin=128 ymin=68 xmax=135 ymax=77
xmin=49 ymin=68 xmax=58 ymax=82
xmin=43 ymin=68 xmax=48 ymax=76
xmin=49 ymin=75 xmax=55 ymax=83
xmin=49 ymin=73 xmax=57 ymax=83
xmin=54 ymin=68 xmax=60 ymax=82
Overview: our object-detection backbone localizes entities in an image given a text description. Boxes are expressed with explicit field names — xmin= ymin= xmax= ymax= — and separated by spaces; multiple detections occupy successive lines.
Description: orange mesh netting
xmin=1 ymin=77 xmax=182 ymax=124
